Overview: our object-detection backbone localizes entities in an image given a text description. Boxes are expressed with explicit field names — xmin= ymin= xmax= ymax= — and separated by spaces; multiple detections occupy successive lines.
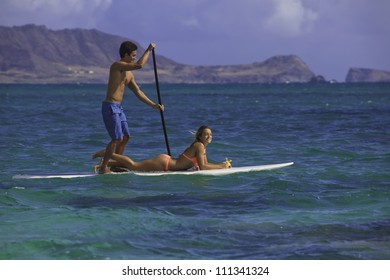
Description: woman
xmin=93 ymin=126 xmax=231 ymax=172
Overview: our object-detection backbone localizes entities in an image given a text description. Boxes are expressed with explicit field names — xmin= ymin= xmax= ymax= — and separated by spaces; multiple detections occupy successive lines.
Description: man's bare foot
xmin=92 ymin=149 xmax=106 ymax=159
xmin=110 ymin=167 xmax=130 ymax=173
xmin=98 ymin=167 xmax=113 ymax=174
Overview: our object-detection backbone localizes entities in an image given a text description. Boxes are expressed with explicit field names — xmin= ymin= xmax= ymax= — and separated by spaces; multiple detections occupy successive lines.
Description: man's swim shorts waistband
xmin=103 ymin=101 xmax=121 ymax=105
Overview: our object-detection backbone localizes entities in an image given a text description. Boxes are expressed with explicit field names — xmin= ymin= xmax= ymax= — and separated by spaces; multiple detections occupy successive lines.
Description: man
xmin=95 ymin=41 xmax=163 ymax=174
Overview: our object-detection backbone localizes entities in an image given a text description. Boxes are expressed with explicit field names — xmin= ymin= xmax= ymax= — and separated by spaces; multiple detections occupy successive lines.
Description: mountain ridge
xmin=1 ymin=24 xmax=388 ymax=84
xmin=0 ymin=24 xmax=317 ymax=84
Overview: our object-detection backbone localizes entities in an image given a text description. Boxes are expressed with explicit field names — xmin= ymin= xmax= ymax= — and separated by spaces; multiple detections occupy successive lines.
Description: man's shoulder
xmin=110 ymin=61 xmax=123 ymax=69
xmin=110 ymin=61 xmax=136 ymax=74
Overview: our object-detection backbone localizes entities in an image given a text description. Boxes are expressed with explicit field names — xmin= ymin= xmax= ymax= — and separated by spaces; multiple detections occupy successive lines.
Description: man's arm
xmin=111 ymin=43 xmax=156 ymax=72
xmin=135 ymin=43 xmax=155 ymax=68
xmin=128 ymin=75 xmax=163 ymax=111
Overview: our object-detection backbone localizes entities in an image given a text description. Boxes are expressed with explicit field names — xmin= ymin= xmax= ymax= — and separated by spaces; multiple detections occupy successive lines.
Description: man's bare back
xmin=104 ymin=43 xmax=163 ymax=109
xmin=105 ymin=43 xmax=153 ymax=103
xmin=105 ymin=65 xmax=134 ymax=103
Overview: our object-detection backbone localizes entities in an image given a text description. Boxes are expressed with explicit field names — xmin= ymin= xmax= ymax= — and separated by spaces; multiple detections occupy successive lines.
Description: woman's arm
xmin=195 ymin=142 xmax=227 ymax=170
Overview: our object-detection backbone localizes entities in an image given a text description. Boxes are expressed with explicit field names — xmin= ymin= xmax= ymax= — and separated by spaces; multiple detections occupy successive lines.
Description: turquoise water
xmin=1 ymin=83 xmax=389 ymax=259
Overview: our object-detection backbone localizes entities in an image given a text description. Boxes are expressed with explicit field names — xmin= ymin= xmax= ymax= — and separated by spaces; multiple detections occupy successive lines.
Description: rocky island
xmin=346 ymin=68 xmax=390 ymax=83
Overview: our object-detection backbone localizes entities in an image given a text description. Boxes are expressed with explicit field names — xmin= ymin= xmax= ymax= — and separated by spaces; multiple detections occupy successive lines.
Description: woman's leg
xmin=92 ymin=149 xmax=106 ymax=159
xmin=93 ymin=158 xmax=125 ymax=173
xmin=110 ymin=153 xmax=136 ymax=169
xmin=137 ymin=155 xmax=167 ymax=171
xmin=94 ymin=153 xmax=169 ymax=172
xmin=111 ymin=154 xmax=168 ymax=171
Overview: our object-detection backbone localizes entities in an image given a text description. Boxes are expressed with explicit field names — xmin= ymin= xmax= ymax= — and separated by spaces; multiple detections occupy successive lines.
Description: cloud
xmin=265 ymin=0 xmax=318 ymax=36
xmin=181 ymin=16 xmax=201 ymax=28
xmin=0 ymin=0 xmax=112 ymax=28
xmin=0 ymin=0 xmax=388 ymax=80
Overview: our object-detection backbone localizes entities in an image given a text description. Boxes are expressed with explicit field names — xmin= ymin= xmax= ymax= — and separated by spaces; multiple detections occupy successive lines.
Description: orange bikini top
xmin=181 ymin=153 xmax=198 ymax=166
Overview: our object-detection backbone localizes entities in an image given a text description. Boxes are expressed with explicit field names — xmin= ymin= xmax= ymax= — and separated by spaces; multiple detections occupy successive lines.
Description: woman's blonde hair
xmin=195 ymin=125 xmax=210 ymax=141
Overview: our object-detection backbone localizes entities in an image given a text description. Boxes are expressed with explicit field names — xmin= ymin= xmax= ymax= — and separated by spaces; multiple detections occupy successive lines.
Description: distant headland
xmin=0 ymin=25 xmax=389 ymax=84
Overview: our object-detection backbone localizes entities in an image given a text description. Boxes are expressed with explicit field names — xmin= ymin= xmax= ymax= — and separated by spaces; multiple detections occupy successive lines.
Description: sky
xmin=1 ymin=0 xmax=389 ymax=81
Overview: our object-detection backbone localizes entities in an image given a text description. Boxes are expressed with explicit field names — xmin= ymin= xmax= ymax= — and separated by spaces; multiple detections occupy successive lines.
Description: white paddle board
xmin=12 ymin=173 xmax=99 ymax=179
xmin=133 ymin=162 xmax=294 ymax=176
xmin=12 ymin=162 xmax=293 ymax=179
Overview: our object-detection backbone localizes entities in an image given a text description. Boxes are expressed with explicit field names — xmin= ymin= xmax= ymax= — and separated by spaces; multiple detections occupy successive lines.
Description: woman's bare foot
xmin=93 ymin=159 xmax=104 ymax=174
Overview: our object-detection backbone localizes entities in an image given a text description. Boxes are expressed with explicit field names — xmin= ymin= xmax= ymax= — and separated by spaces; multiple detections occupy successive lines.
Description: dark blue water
xmin=1 ymin=83 xmax=389 ymax=259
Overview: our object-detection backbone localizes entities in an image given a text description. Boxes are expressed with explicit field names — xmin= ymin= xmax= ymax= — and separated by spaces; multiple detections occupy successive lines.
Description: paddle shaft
xmin=152 ymin=49 xmax=171 ymax=156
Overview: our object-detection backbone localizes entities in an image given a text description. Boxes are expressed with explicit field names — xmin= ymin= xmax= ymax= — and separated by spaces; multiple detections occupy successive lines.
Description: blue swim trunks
xmin=102 ymin=101 xmax=130 ymax=140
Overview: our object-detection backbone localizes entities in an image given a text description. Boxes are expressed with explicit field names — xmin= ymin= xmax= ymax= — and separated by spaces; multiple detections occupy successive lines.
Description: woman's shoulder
xmin=192 ymin=141 xmax=205 ymax=150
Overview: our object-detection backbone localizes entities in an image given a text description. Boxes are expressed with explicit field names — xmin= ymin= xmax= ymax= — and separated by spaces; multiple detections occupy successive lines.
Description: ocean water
xmin=0 ymin=83 xmax=389 ymax=260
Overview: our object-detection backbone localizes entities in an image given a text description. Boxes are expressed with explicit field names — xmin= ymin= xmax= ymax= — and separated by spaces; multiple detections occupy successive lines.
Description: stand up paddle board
xmin=12 ymin=162 xmax=293 ymax=179
xmin=133 ymin=162 xmax=294 ymax=176
xmin=12 ymin=173 xmax=98 ymax=179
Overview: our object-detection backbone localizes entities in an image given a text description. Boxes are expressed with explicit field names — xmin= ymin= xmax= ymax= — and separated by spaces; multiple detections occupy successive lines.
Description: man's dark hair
xmin=119 ymin=41 xmax=138 ymax=58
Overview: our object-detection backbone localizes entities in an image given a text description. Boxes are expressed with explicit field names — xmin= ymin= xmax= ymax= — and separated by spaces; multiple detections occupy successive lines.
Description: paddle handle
xmin=152 ymin=49 xmax=171 ymax=156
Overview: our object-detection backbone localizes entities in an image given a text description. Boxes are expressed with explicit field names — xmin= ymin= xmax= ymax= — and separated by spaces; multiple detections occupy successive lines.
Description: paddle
xmin=152 ymin=49 xmax=171 ymax=156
